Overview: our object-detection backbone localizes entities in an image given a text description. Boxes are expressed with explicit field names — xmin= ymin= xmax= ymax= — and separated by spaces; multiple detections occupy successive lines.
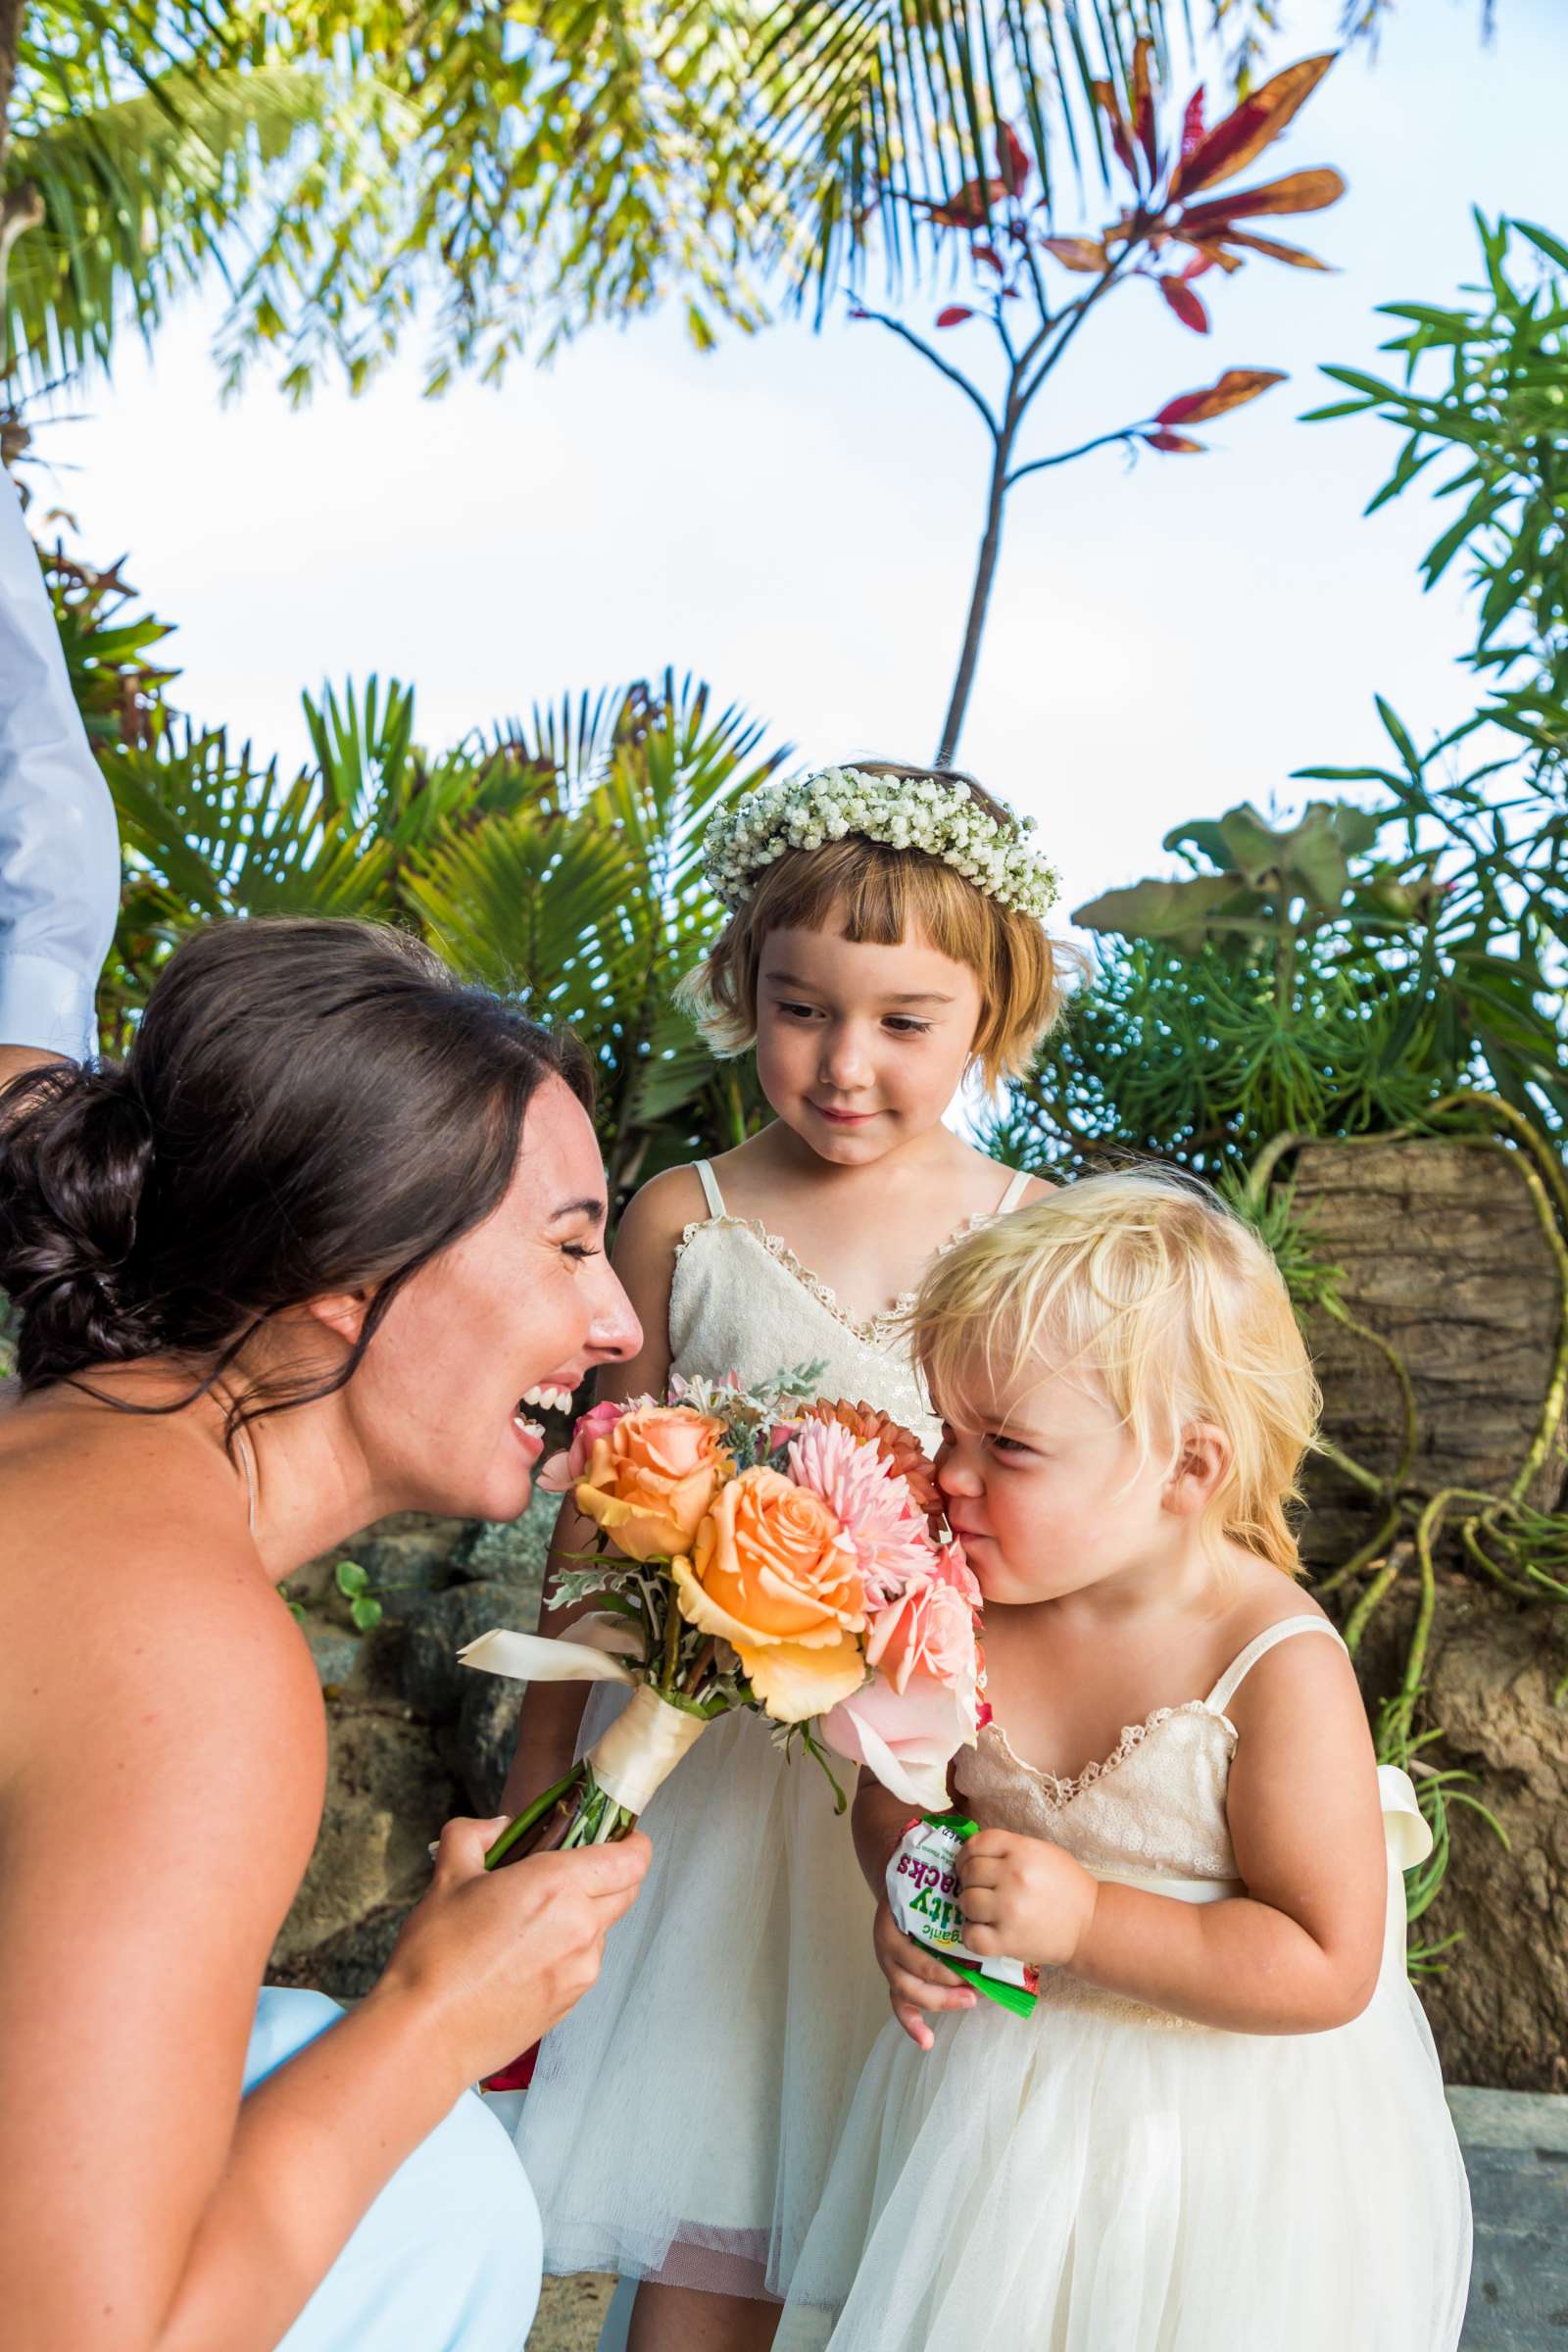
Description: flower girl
xmin=776 ymin=1171 xmax=1472 ymax=2352
xmin=504 ymin=762 xmax=1065 ymax=2347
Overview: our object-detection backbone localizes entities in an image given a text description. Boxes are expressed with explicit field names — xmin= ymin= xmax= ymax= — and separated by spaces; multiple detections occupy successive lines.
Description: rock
xmin=455 ymin=1672 xmax=526 ymax=1815
xmin=527 ymin=2274 xmax=616 ymax=2352
xmin=451 ymin=1505 xmax=554 ymax=1617
xmin=269 ymin=1699 xmax=458 ymax=2000
xmin=1293 ymin=1138 xmax=1566 ymax=1569
xmin=302 ymin=1622 xmax=364 ymax=1691
xmin=349 ymin=1512 xmax=470 ymax=1603
xmin=1410 ymin=1587 xmax=1568 ymax=2093
xmin=401 ymin=1580 xmax=525 ymax=1724
xmin=287 ymin=1511 xmax=469 ymax=1613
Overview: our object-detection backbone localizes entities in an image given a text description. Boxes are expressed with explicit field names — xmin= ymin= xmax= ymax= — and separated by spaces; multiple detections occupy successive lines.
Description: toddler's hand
xmin=871 ymin=1895 xmax=976 ymax=2052
xmin=958 ymin=1829 xmax=1097 ymax=1971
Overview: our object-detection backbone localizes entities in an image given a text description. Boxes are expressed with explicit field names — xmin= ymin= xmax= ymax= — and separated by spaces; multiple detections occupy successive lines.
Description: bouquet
xmin=460 ymin=1369 xmax=983 ymax=1869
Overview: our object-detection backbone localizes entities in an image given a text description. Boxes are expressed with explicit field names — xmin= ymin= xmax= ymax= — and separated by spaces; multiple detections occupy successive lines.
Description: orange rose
xmin=575 ymin=1404 xmax=730 ymax=1562
xmin=673 ymin=1465 xmax=867 ymax=1722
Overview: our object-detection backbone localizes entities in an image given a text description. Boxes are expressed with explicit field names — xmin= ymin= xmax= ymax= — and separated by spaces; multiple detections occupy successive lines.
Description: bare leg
xmin=626 ymin=2279 xmax=781 ymax=2352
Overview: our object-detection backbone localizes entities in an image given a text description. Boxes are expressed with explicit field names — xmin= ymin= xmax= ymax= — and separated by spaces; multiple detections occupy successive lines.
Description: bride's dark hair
xmin=0 ymin=917 xmax=592 ymax=1432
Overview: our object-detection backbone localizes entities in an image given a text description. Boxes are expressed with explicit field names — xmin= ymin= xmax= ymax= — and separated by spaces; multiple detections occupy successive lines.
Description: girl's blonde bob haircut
xmin=676 ymin=762 xmax=1071 ymax=1090
xmin=910 ymin=1169 xmax=1320 ymax=1577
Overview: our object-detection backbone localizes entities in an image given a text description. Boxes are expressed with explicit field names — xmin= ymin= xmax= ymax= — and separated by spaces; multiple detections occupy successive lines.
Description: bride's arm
xmin=0 ymin=1497 xmax=646 ymax=2352
xmin=501 ymin=1167 xmax=695 ymax=1815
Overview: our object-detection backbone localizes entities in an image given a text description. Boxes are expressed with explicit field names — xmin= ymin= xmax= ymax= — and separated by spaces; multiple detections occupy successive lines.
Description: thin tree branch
xmin=858 ymin=306 xmax=1000 ymax=438
xmin=989 ymin=292 xmax=1017 ymax=367
xmin=1007 ymin=424 xmax=1143 ymax=486
xmin=1018 ymin=254 xmax=1134 ymax=411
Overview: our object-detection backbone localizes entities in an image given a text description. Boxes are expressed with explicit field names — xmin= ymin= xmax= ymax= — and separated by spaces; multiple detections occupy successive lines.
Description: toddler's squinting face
xmin=935 ymin=1349 xmax=1177 ymax=1604
xmin=754 ymin=919 xmax=982 ymax=1165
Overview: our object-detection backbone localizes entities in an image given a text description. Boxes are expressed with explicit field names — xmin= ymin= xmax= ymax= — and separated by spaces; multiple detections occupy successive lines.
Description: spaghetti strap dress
xmin=772 ymin=1616 xmax=1473 ymax=2351
xmin=514 ymin=1158 xmax=1032 ymax=2305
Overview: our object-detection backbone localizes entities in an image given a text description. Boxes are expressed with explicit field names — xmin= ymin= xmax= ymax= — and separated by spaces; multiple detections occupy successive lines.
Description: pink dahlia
xmin=786 ymin=1415 xmax=937 ymax=1607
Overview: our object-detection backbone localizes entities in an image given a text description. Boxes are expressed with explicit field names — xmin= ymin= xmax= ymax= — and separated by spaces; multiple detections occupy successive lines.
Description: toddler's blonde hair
xmin=676 ymin=761 xmax=1073 ymax=1091
xmin=910 ymin=1169 xmax=1320 ymax=1576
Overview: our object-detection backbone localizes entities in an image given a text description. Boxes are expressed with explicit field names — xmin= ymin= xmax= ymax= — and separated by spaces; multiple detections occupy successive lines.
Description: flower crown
xmin=702 ymin=765 xmax=1060 ymax=921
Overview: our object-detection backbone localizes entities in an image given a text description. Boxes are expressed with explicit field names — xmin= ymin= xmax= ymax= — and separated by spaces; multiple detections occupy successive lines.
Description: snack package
xmin=886 ymin=1809 xmax=1040 ymax=2018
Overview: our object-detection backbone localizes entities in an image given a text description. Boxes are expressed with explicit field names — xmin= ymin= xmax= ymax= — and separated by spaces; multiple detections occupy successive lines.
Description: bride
xmin=0 ymin=913 xmax=648 ymax=2351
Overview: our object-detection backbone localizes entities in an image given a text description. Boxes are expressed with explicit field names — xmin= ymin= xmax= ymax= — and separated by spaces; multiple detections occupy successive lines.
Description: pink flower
xmin=866 ymin=1549 xmax=979 ymax=1725
xmin=537 ymin=1396 xmax=632 ymax=1494
xmin=818 ymin=1544 xmax=982 ymax=1809
xmin=818 ymin=1665 xmax=975 ymax=1812
xmin=786 ymin=1416 xmax=937 ymax=1607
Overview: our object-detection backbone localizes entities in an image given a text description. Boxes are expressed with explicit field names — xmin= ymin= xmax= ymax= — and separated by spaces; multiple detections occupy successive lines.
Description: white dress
xmin=773 ymin=1616 xmax=1473 ymax=2351
xmin=515 ymin=1158 xmax=1031 ymax=2301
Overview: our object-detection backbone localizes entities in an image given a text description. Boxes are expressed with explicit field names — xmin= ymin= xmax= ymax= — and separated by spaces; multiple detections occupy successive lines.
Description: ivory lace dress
xmin=773 ymin=1615 xmax=1473 ymax=2352
xmin=514 ymin=1157 xmax=1031 ymax=2303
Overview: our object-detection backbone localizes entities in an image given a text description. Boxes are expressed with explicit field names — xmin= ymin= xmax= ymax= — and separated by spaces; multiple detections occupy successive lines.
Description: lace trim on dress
xmin=987 ymin=1699 xmax=1238 ymax=1809
xmin=673 ymin=1207 xmax=1000 ymax=1348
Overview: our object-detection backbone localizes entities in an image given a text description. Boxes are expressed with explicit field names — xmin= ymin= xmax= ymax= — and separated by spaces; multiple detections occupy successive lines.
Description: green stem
xmin=1319 ymin=1295 xmax=1420 ymax=1489
xmin=483 ymin=1766 xmax=583 ymax=1871
xmin=1316 ymin=1503 xmax=1403 ymax=1598
xmin=1344 ymin=1552 xmax=1401 ymax=1653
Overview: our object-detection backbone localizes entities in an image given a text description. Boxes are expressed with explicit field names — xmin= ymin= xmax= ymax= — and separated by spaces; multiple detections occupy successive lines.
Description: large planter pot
xmin=1292 ymin=1136 xmax=1566 ymax=1567
xmin=1286 ymin=1134 xmax=1567 ymax=2090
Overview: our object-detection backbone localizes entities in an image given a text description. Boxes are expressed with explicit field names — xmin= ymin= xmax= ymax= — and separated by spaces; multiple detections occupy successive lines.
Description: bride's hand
xmin=375 ymin=1816 xmax=651 ymax=2089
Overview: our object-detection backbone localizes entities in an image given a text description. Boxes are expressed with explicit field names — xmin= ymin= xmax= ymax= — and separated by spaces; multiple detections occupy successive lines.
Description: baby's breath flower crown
xmin=703 ymin=765 xmax=1059 ymax=921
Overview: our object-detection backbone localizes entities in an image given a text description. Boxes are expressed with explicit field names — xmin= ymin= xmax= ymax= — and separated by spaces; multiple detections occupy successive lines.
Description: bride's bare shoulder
xmin=0 ymin=1393 xmax=324 ymax=1816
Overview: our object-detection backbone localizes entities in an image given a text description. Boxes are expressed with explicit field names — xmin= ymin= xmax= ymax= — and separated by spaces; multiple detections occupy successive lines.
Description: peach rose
xmin=673 ymin=1465 xmax=867 ymax=1722
xmin=575 ymin=1403 xmax=730 ymax=1562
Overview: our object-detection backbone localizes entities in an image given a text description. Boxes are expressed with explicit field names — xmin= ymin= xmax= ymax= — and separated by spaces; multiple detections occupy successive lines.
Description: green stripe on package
xmin=887 ymin=1810 xmax=1040 ymax=2018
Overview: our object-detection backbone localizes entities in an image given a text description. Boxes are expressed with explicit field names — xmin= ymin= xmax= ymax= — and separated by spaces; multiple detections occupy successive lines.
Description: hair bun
xmin=0 ymin=1063 xmax=162 ymax=1380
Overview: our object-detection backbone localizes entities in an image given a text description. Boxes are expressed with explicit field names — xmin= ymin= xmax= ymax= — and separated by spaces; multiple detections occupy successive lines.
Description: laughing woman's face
xmin=341 ymin=1078 xmax=643 ymax=1523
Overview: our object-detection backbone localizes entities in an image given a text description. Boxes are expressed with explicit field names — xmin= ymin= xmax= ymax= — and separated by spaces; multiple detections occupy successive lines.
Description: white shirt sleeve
xmin=0 ymin=470 xmax=121 ymax=1059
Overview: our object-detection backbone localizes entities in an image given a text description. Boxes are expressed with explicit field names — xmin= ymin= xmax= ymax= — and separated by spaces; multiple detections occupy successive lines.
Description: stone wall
xmin=1356 ymin=1582 xmax=1568 ymax=2093
xmin=268 ymin=1507 xmax=554 ymax=1997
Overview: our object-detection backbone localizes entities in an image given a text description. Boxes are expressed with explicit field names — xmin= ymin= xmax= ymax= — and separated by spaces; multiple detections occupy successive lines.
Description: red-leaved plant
xmin=850 ymin=43 xmax=1346 ymax=760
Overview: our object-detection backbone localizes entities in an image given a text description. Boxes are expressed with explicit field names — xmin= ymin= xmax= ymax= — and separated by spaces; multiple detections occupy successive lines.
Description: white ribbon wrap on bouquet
xmin=457 ymin=1617 xmax=709 ymax=1816
xmin=587 ymin=1682 xmax=710 ymax=1813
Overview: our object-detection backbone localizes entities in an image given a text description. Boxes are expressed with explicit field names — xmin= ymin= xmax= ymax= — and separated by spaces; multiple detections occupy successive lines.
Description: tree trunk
xmin=936 ymin=438 xmax=1010 ymax=767
xmin=1294 ymin=1137 xmax=1566 ymax=1569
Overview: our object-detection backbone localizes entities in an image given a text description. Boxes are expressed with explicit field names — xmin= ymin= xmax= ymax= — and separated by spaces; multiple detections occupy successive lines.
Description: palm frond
xmin=5 ymin=62 xmax=337 ymax=388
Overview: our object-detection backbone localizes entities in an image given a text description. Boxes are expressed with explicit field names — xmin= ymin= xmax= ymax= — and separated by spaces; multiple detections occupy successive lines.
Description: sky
xmin=29 ymin=0 xmax=1567 ymax=920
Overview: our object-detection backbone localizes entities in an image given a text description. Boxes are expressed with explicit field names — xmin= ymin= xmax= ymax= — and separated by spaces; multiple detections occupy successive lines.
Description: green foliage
xmin=43 ymin=543 xmax=779 ymax=1195
xmin=334 ymin=1558 xmax=382 ymax=1632
xmin=5 ymin=46 xmax=341 ymax=390
xmin=999 ymin=211 xmax=1568 ymax=1179
xmin=3 ymin=1 xmax=1392 ymax=402
xmin=998 ymin=792 xmax=1564 ymax=1176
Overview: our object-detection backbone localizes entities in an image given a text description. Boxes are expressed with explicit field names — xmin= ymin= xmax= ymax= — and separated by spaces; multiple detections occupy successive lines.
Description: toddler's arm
xmin=958 ymin=1627 xmax=1388 ymax=2034
xmin=853 ymin=1772 xmax=976 ymax=2050
xmin=500 ymin=1169 xmax=691 ymax=1815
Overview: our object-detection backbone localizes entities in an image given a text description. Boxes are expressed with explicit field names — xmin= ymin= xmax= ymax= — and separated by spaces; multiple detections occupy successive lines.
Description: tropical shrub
xmin=43 ymin=547 xmax=779 ymax=1200
xmin=996 ymin=211 xmax=1568 ymax=1180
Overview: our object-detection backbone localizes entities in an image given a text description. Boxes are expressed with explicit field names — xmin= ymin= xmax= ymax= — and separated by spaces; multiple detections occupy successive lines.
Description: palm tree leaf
xmin=4 ymin=62 xmax=337 ymax=388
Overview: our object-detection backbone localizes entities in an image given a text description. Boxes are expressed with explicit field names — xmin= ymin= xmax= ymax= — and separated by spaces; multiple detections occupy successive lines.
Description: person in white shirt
xmin=0 ymin=466 xmax=120 ymax=1087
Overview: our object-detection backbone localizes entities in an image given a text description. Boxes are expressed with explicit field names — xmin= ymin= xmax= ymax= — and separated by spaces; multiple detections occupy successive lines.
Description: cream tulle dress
xmin=514 ymin=1156 xmax=1031 ymax=2302
xmin=772 ymin=1614 xmax=1473 ymax=2352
